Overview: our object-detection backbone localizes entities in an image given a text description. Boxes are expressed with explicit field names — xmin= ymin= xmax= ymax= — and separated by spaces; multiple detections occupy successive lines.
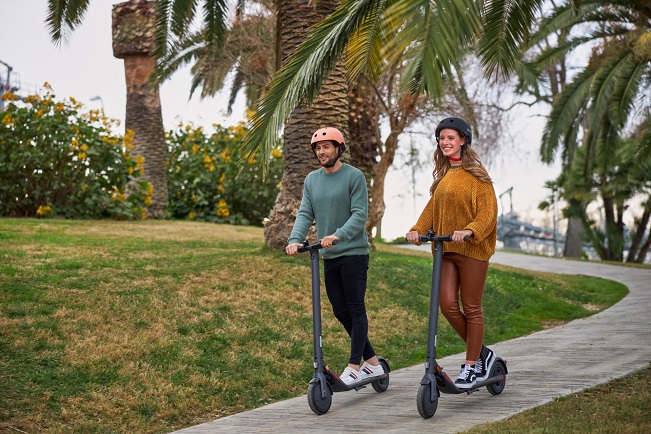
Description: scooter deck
xmin=434 ymin=372 xmax=505 ymax=394
xmin=325 ymin=369 xmax=389 ymax=392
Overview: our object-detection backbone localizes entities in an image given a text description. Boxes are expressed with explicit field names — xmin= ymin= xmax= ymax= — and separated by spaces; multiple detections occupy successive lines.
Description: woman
xmin=406 ymin=117 xmax=498 ymax=389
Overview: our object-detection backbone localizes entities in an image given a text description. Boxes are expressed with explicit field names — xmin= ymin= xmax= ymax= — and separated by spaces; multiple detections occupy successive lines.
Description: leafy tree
xmin=0 ymin=86 xmax=150 ymax=219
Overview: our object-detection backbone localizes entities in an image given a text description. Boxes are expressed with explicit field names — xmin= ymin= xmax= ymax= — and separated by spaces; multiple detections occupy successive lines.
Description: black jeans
xmin=323 ymin=254 xmax=375 ymax=365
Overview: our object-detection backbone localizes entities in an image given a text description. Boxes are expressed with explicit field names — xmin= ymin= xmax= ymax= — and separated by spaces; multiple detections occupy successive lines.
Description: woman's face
xmin=438 ymin=128 xmax=465 ymax=160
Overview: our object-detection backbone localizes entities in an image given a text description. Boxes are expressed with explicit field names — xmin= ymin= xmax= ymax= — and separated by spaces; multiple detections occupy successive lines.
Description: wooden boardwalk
xmin=171 ymin=251 xmax=651 ymax=433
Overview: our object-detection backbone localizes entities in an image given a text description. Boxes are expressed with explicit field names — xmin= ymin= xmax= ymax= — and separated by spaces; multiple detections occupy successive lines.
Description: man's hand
xmin=285 ymin=243 xmax=302 ymax=256
xmin=320 ymin=234 xmax=339 ymax=248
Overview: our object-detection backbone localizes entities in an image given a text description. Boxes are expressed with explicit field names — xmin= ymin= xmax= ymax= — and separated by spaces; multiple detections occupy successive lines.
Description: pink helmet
xmin=311 ymin=127 xmax=346 ymax=150
xmin=310 ymin=127 xmax=346 ymax=167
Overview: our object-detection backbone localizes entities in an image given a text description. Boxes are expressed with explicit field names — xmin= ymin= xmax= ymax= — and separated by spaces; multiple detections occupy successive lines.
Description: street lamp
xmin=90 ymin=95 xmax=104 ymax=111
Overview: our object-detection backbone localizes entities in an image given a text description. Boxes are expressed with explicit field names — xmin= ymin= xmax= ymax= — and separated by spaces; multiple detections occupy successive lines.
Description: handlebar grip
xmin=295 ymin=239 xmax=338 ymax=253
xmin=414 ymin=232 xmax=469 ymax=243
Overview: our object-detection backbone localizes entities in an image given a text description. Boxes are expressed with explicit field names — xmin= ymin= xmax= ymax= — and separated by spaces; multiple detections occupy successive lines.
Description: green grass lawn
xmin=0 ymin=219 xmax=629 ymax=433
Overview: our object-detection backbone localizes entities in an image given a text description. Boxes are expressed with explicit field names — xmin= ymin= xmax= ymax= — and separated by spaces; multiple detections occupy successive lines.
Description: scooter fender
xmin=309 ymin=372 xmax=332 ymax=400
xmin=420 ymin=373 xmax=440 ymax=402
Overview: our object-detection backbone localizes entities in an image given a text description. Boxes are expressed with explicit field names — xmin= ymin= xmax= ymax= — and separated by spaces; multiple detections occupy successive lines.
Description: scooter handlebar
xmin=417 ymin=229 xmax=468 ymax=243
xmin=296 ymin=240 xmax=338 ymax=253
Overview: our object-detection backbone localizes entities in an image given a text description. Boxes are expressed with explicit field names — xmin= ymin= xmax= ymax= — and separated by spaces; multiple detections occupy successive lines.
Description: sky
xmin=1 ymin=0 xmax=563 ymax=241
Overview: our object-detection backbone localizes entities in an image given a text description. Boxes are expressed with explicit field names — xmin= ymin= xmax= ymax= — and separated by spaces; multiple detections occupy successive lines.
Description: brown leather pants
xmin=439 ymin=252 xmax=489 ymax=362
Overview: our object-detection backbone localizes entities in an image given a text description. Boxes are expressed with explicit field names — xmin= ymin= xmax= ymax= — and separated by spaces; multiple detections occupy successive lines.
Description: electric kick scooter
xmin=416 ymin=230 xmax=507 ymax=419
xmin=296 ymin=240 xmax=390 ymax=415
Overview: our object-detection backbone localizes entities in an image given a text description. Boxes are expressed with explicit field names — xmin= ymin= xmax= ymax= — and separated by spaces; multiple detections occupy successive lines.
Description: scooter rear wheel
xmin=416 ymin=382 xmax=438 ymax=419
xmin=486 ymin=360 xmax=507 ymax=395
xmin=307 ymin=380 xmax=332 ymax=415
xmin=371 ymin=359 xmax=390 ymax=393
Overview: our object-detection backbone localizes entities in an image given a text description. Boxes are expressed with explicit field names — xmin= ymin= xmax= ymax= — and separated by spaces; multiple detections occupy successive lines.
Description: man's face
xmin=314 ymin=140 xmax=338 ymax=167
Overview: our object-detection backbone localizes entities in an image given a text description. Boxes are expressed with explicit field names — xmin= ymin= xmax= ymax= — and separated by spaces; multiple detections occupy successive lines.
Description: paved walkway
xmin=172 ymin=250 xmax=650 ymax=433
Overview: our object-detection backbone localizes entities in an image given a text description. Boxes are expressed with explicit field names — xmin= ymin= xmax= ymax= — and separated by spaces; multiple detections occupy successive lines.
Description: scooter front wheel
xmin=416 ymin=382 xmax=438 ymax=419
xmin=307 ymin=380 xmax=332 ymax=415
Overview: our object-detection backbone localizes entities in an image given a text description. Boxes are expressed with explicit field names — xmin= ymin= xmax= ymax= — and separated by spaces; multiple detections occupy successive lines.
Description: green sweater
xmin=411 ymin=166 xmax=498 ymax=261
xmin=288 ymin=164 xmax=370 ymax=259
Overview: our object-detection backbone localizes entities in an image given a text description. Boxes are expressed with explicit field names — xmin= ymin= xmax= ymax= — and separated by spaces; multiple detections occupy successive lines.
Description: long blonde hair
xmin=429 ymin=143 xmax=493 ymax=196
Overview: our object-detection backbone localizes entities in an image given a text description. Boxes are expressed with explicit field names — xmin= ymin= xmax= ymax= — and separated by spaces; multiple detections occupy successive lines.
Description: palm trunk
xmin=264 ymin=0 xmax=348 ymax=248
xmin=112 ymin=0 xmax=168 ymax=218
xmin=348 ymin=83 xmax=379 ymax=241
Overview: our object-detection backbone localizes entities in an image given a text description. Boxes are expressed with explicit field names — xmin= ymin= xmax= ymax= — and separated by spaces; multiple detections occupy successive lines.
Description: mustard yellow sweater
xmin=410 ymin=167 xmax=498 ymax=261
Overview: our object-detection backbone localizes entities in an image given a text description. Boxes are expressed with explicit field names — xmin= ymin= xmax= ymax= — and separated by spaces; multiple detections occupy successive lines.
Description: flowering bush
xmin=0 ymin=85 xmax=150 ymax=219
xmin=167 ymin=122 xmax=283 ymax=225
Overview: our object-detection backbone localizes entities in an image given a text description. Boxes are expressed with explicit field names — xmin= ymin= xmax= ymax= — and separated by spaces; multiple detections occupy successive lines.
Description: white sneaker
xmin=340 ymin=366 xmax=362 ymax=385
xmin=360 ymin=361 xmax=385 ymax=380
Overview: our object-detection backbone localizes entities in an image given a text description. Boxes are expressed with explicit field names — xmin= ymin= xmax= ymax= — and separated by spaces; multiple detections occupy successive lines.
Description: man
xmin=286 ymin=127 xmax=384 ymax=385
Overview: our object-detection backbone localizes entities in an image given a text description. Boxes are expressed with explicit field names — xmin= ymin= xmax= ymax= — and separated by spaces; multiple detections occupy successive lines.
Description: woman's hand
xmin=405 ymin=230 xmax=421 ymax=244
xmin=452 ymin=230 xmax=473 ymax=243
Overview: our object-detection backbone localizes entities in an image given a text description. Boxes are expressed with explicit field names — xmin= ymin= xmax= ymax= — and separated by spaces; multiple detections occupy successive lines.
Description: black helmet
xmin=435 ymin=117 xmax=472 ymax=146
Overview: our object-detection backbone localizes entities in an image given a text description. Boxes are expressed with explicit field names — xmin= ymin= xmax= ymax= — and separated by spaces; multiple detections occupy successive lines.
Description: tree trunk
xmin=112 ymin=0 xmax=168 ymax=218
xmin=348 ymin=83 xmax=379 ymax=240
xmin=627 ymin=205 xmax=650 ymax=262
xmin=263 ymin=0 xmax=348 ymax=248
xmin=563 ymin=199 xmax=585 ymax=258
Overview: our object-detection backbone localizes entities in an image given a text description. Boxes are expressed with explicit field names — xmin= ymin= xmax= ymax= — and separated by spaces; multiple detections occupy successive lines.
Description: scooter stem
xmin=309 ymin=248 xmax=329 ymax=400
xmin=425 ymin=239 xmax=444 ymax=373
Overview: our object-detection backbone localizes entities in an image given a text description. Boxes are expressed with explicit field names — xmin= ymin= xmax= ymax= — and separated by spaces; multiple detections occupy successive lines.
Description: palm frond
xmin=610 ymin=56 xmax=646 ymax=127
xmin=587 ymin=50 xmax=631 ymax=132
xmin=478 ymin=0 xmax=546 ymax=78
xmin=541 ymin=66 xmax=595 ymax=163
xmin=46 ymin=0 xmax=91 ymax=45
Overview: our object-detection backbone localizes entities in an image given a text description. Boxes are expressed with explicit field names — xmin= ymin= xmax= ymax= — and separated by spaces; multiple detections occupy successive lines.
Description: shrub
xmin=0 ymin=84 xmax=150 ymax=219
xmin=166 ymin=123 xmax=283 ymax=226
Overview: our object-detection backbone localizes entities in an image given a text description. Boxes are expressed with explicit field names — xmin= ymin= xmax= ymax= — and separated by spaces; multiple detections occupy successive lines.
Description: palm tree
xmin=261 ymin=0 xmax=348 ymax=248
xmin=517 ymin=0 xmax=651 ymax=258
xmin=154 ymin=0 xmax=276 ymax=114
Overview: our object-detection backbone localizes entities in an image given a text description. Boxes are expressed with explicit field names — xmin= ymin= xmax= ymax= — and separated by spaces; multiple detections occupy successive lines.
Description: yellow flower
xmin=35 ymin=110 xmax=44 ymax=118
xmin=78 ymin=152 xmax=87 ymax=160
xmin=208 ymin=164 xmax=215 ymax=172
xmin=219 ymin=173 xmax=226 ymax=183
xmin=123 ymin=129 xmax=135 ymax=150
xmin=36 ymin=205 xmax=54 ymax=217
xmin=191 ymin=144 xmax=200 ymax=153
xmin=220 ymin=150 xmax=231 ymax=162
xmin=1 ymin=92 xmax=18 ymax=101
xmin=271 ymin=148 xmax=282 ymax=159
xmin=203 ymin=155 xmax=212 ymax=163
xmin=24 ymin=95 xmax=39 ymax=104
xmin=43 ymin=82 xmax=52 ymax=90
xmin=2 ymin=113 xmax=12 ymax=125
xmin=80 ymin=144 xmax=89 ymax=151
xmin=188 ymin=211 xmax=196 ymax=220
